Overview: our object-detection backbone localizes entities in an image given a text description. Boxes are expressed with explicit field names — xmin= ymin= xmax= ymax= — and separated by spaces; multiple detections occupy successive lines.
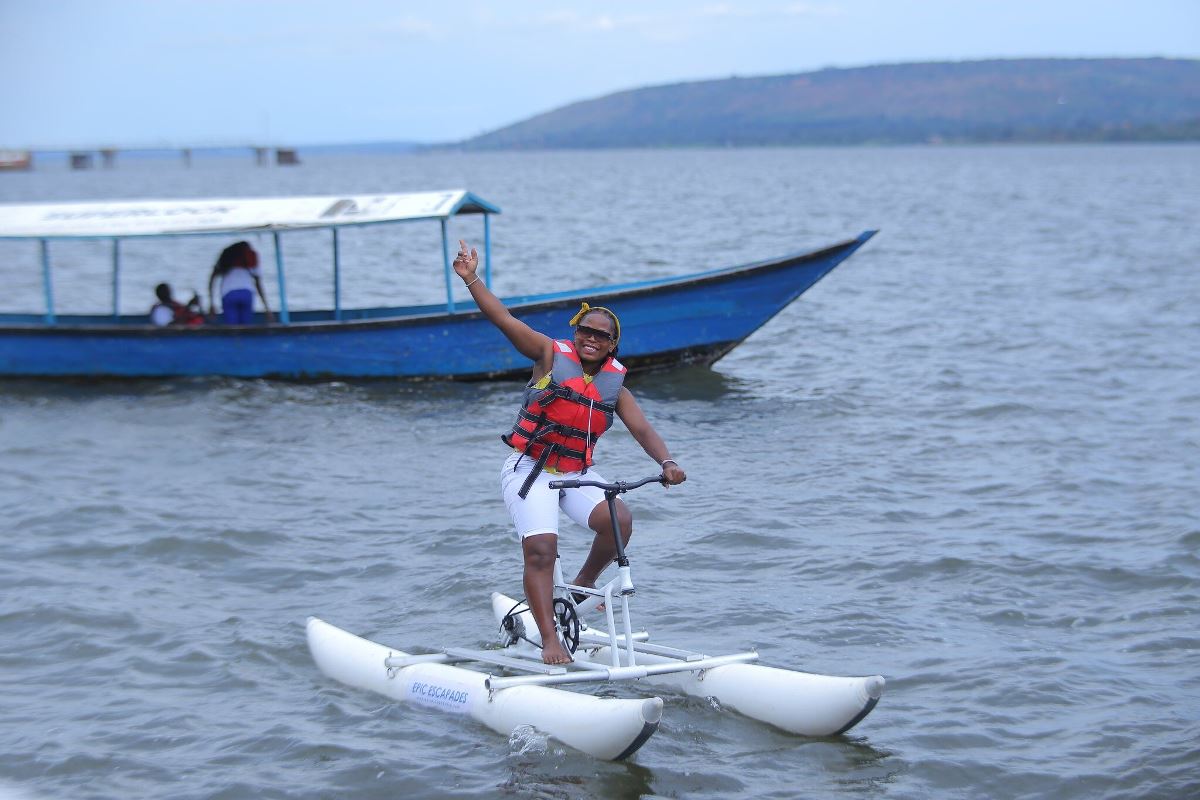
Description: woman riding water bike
xmin=453 ymin=240 xmax=686 ymax=665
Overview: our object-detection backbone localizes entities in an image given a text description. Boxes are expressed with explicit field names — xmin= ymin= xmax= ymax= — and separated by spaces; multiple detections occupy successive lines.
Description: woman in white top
xmin=208 ymin=241 xmax=274 ymax=325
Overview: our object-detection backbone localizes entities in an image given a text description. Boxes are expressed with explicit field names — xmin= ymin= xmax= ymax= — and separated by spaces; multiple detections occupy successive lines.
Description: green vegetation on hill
xmin=460 ymin=58 xmax=1200 ymax=149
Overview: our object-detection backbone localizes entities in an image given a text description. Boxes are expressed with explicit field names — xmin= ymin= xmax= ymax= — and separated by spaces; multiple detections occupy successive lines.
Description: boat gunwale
xmin=0 ymin=232 xmax=875 ymax=337
xmin=0 ymin=340 xmax=741 ymax=382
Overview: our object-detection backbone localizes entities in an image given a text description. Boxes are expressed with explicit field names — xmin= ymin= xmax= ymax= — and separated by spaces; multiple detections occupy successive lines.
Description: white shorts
xmin=500 ymin=451 xmax=608 ymax=540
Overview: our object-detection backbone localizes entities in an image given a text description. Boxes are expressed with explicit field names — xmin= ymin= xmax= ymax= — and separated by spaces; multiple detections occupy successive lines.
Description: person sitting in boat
xmin=453 ymin=239 xmax=686 ymax=665
xmin=207 ymin=241 xmax=274 ymax=325
xmin=149 ymin=282 xmax=205 ymax=327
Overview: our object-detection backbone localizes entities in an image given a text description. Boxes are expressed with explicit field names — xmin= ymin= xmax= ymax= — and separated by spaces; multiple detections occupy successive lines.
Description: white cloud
xmin=536 ymin=10 xmax=646 ymax=33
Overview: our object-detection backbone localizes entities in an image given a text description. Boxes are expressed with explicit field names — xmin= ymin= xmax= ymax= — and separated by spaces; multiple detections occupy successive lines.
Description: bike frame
xmin=547 ymin=476 xmax=664 ymax=669
xmin=381 ymin=474 xmax=760 ymax=692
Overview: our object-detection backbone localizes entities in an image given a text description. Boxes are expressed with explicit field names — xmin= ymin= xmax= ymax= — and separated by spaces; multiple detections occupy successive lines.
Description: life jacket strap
xmin=524 ymin=422 xmax=588 ymax=462
xmin=515 ymin=408 xmax=600 ymax=443
xmin=509 ymin=416 xmax=591 ymax=499
xmin=517 ymin=442 xmax=557 ymax=499
xmin=533 ymin=382 xmax=616 ymax=415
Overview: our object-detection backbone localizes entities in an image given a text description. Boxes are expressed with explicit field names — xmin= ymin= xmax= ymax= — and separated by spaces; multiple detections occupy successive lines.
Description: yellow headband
xmin=569 ymin=302 xmax=621 ymax=343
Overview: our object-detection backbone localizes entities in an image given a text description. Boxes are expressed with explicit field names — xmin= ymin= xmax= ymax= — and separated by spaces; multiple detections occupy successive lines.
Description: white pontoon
xmin=308 ymin=476 xmax=883 ymax=759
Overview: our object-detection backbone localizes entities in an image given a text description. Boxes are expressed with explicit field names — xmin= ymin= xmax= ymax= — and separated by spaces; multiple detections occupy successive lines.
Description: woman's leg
xmin=501 ymin=453 xmax=571 ymax=664
xmin=573 ymin=497 xmax=633 ymax=590
xmin=234 ymin=291 xmax=254 ymax=324
xmin=222 ymin=289 xmax=253 ymax=324
xmin=522 ymin=533 xmax=572 ymax=665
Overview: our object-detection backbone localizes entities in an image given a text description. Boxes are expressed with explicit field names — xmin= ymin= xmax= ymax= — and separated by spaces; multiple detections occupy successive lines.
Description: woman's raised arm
xmin=454 ymin=240 xmax=551 ymax=364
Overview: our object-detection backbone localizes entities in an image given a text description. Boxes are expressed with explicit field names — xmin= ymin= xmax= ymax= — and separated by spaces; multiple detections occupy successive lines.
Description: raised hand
xmin=453 ymin=239 xmax=479 ymax=281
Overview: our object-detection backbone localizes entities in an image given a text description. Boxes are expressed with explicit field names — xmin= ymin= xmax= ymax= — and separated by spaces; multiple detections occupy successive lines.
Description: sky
xmin=2 ymin=0 xmax=1197 ymax=149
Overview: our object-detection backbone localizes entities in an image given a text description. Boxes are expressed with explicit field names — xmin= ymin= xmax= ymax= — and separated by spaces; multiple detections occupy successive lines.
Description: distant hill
xmin=459 ymin=58 xmax=1200 ymax=149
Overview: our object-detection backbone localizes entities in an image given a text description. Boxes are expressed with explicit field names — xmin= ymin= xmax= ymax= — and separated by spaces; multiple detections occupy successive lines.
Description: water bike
xmin=308 ymin=475 xmax=885 ymax=761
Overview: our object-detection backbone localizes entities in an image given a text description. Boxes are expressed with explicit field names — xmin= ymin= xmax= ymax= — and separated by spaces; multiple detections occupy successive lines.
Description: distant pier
xmin=1 ymin=146 xmax=303 ymax=171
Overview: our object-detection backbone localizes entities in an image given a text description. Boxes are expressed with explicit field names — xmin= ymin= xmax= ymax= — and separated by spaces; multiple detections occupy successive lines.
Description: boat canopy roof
xmin=0 ymin=189 xmax=500 ymax=240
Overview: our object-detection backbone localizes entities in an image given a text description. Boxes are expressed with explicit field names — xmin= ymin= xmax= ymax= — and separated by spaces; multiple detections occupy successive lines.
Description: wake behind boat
xmin=308 ymin=476 xmax=884 ymax=760
xmin=0 ymin=190 xmax=875 ymax=378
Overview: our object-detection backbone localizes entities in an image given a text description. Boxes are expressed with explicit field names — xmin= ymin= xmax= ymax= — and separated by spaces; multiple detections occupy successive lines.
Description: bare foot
xmin=542 ymin=639 xmax=573 ymax=665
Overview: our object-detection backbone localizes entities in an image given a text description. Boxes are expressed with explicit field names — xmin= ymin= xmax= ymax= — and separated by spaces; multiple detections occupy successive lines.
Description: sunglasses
xmin=575 ymin=324 xmax=615 ymax=343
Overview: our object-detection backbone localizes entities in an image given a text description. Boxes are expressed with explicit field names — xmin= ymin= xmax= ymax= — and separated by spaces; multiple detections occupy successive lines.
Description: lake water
xmin=1 ymin=145 xmax=1198 ymax=800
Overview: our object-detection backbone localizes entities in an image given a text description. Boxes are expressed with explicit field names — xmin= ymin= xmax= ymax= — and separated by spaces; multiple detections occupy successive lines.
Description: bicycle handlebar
xmin=548 ymin=475 xmax=665 ymax=492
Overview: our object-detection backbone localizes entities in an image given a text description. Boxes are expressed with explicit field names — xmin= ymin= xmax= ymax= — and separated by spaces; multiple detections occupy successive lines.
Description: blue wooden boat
xmin=0 ymin=191 xmax=875 ymax=379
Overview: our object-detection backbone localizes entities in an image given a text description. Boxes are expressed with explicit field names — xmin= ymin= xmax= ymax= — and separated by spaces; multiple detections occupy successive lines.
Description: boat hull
xmin=0 ymin=232 xmax=875 ymax=379
xmin=306 ymin=617 xmax=662 ymax=760
xmin=492 ymin=594 xmax=883 ymax=736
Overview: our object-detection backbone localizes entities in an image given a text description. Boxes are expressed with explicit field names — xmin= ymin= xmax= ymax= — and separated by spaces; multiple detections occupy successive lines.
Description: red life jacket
xmin=151 ymin=301 xmax=205 ymax=327
xmin=172 ymin=301 xmax=205 ymax=326
xmin=503 ymin=339 xmax=626 ymax=497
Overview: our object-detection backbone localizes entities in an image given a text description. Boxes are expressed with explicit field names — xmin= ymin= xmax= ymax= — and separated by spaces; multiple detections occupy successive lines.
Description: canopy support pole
xmin=273 ymin=231 xmax=290 ymax=324
xmin=332 ymin=227 xmax=342 ymax=321
xmin=111 ymin=239 xmax=121 ymax=319
xmin=440 ymin=219 xmax=455 ymax=314
xmin=40 ymin=239 xmax=56 ymax=324
xmin=483 ymin=213 xmax=493 ymax=290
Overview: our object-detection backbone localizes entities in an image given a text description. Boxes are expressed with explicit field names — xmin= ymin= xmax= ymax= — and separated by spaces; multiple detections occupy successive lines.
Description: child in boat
xmin=453 ymin=239 xmax=686 ymax=665
xmin=150 ymin=283 xmax=206 ymax=326
xmin=207 ymin=241 xmax=275 ymax=325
